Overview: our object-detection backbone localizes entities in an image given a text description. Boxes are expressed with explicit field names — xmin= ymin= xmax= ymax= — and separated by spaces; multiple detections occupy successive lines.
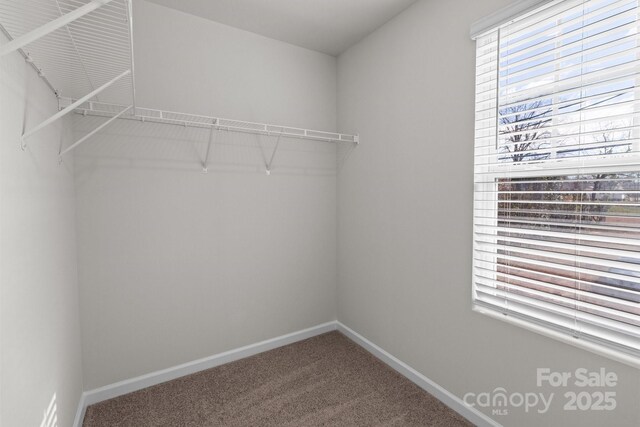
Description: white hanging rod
xmin=0 ymin=0 xmax=113 ymax=57
xmin=59 ymin=98 xmax=360 ymax=144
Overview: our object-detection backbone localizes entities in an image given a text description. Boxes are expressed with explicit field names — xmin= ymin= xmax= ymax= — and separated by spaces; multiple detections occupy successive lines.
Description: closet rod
xmin=60 ymin=98 xmax=360 ymax=144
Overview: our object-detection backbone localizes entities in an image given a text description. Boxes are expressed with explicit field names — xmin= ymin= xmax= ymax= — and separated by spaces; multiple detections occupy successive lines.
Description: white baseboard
xmin=73 ymin=320 xmax=499 ymax=427
xmin=73 ymin=321 xmax=338 ymax=427
xmin=72 ymin=392 xmax=87 ymax=427
xmin=336 ymin=321 xmax=501 ymax=427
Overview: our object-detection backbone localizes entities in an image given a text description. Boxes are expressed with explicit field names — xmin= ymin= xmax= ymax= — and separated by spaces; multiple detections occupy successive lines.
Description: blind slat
xmin=474 ymin=264 xmax=640 ymax=302
xmin=474 ymin=278 xmax=640 ymax=325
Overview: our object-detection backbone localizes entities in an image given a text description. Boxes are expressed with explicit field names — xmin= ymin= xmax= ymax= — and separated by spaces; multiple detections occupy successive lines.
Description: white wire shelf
xmin=59 ymin=97 xmax=360 ymax=144
xmin=2 ymin=0 xmax=359 ymax=161
xmin=0 ymin=0 xmax=135 ymax=105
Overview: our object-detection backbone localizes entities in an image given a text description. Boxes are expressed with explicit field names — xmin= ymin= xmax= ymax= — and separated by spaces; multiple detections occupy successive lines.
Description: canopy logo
xmin=463 ymin=388 xmax=553 ymax=415
xmin=463 ymin=368 xmax=618 ymax=416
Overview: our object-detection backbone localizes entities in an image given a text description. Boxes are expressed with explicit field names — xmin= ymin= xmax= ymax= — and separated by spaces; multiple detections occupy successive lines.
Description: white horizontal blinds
xmin=473 ymin=0 xmax=640 ymax=357
xmin=474 ymin=0 xmax=640 ymax=175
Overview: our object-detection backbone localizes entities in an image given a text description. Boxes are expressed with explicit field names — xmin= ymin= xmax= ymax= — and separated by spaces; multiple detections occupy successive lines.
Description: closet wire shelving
xmin=0 ymin=0 xmax=358 ymax=172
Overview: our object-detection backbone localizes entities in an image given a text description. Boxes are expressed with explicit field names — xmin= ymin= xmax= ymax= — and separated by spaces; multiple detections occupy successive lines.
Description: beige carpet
xmin=83 ymin=331 xmax=472 ymax=426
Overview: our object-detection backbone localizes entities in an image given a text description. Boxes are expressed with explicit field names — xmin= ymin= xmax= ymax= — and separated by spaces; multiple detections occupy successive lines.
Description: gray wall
xmin=75 ymin=0 xmax=338 ymax=390
xmin=0 ymin=35 xmax=83 ymax=427
xmin=336 ymin=1 xmax=640 ymax=426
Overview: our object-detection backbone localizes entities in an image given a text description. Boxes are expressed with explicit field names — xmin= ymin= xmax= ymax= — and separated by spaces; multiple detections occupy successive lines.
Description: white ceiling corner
xmin=144 ymin=0 xmax=419 ymax=56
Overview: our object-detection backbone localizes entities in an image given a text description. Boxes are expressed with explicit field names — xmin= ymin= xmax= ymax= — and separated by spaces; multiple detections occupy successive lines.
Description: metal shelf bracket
xmin=21 ymin=70 xmax=131 ymax=149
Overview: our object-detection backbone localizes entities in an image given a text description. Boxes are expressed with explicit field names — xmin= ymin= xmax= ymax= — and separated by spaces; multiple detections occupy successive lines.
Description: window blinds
xmin=473 ymin=0 xmax=640 ymax=359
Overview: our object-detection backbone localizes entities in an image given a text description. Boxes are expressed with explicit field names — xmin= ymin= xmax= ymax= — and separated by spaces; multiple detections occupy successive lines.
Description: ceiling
xmin=145 ymin=0 xmax=419 ymax=56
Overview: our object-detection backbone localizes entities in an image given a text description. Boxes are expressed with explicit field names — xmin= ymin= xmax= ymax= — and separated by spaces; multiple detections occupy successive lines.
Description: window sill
xmin=472 ymin=304 xmax=640 ymax=370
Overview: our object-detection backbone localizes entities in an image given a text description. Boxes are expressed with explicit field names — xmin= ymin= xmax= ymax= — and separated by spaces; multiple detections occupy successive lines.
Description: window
xmin=473 ymin=0 xmax=640 ymax=364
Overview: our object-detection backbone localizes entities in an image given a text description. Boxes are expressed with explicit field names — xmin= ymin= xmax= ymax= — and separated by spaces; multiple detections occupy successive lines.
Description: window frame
xmin=471 ymin=0 xmax=640 ymax=369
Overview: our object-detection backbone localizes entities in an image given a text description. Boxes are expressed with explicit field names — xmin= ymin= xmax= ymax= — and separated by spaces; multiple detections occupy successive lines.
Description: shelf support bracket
xmin=0 ymin=0 xmax=113 ymax=57
xmin=21 ymin=69 xmax=130 ymax=148
xmin=202 ymin=121 xmax=217 ymax=173
xmin=125 ymin=0 xmax=137 ymax=115
xmin=59 ymin=105 xmax=132 ymax=158
xmin=265 ymin=132 xmax=282 ymax=176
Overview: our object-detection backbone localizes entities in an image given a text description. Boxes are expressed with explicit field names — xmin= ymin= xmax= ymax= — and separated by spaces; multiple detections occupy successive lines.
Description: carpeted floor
xmin=83 ymin=331 xmax=472 ymax=426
